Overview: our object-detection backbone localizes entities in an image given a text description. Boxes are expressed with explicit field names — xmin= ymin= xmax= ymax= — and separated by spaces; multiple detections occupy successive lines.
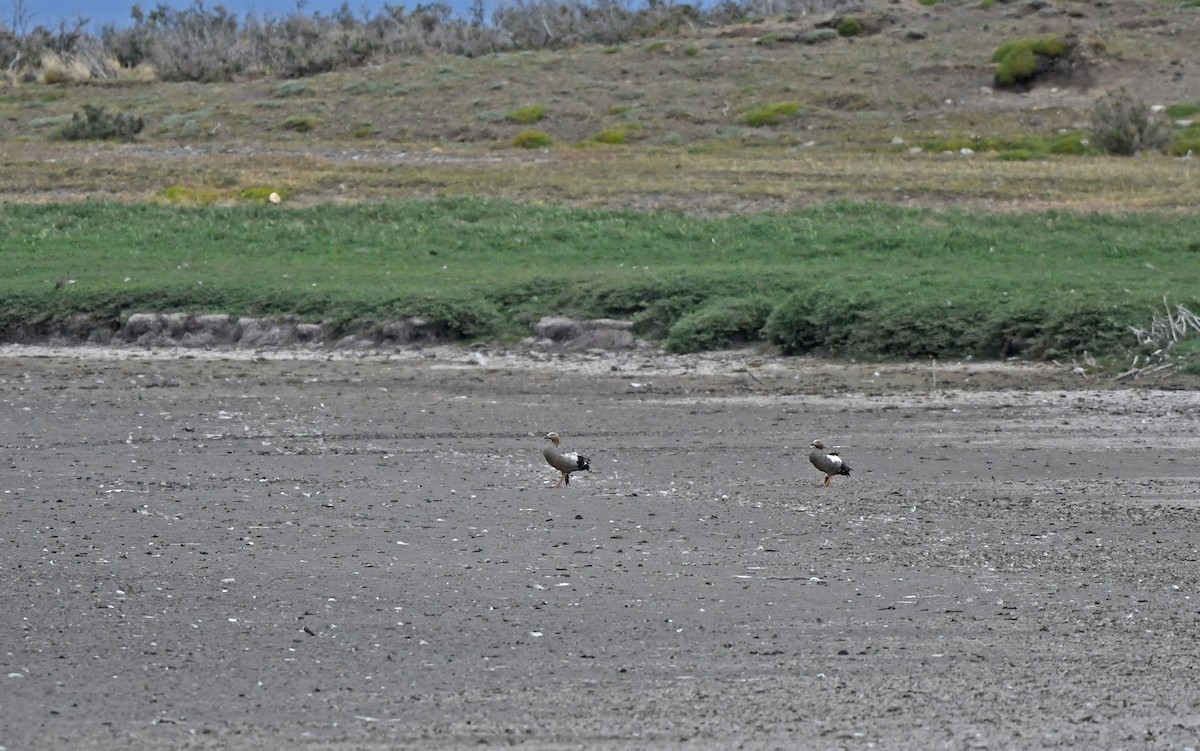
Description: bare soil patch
xmin=2 ymin=346 xmax=1198 ymax=749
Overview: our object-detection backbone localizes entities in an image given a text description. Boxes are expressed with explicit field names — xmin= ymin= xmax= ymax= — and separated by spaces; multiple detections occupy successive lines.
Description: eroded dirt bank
xmin=2 ymin=346 xmax=1198 ymax=750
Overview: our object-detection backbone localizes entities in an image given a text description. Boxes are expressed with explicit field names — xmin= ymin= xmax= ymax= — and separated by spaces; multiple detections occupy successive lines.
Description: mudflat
xmin=2 ymin=346 xmax=1198 ymax=750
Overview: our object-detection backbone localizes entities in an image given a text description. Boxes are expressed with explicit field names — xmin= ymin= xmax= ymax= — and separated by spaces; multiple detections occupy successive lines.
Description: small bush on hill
xmin=281 ymin=115 xmax=319 ymax=132
xmin=992 ymin=35 xmax=1071 ymax=88
xmin=836 ymin=17 xmax=862 ymax=38
xmin=506 ymin=104 xmax=545 ymax=124
xmin=54 ymin=104 xmax=144 ymax=142
xmin=513 ymin=129 xmax=552 ymax=148
xmin=744 ymin=102 xmax=801 ymax=127
xmin=592 ymin=128 xmax=627 ymax=145
xmin=1090 ymin=89 xmax=1170 ymax=155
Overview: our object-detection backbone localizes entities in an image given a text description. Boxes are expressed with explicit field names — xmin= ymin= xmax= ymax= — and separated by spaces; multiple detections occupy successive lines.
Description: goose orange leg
xmin=554 ymin=473 xmax=567 ymax=488
xmin=822 ymin=475 xmax=832 ymax=488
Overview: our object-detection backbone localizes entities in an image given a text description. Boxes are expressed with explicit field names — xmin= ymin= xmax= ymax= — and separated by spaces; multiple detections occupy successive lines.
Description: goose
xmin=543 ymin=431 xmax=590 ymax=488
xmin=809 ymin=439 xmax=851 ymax=488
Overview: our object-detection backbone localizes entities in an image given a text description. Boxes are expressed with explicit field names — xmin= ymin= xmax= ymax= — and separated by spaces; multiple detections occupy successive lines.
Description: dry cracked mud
xmin=2 ymin=345 xmax=1198 ymax=750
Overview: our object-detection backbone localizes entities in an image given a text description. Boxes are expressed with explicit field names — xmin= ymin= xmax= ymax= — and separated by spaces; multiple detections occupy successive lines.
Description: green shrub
xmin=1090 ymin=89 xmax=1170 ymax=155
xmin=281 ymin=115 xmax=319 ymax=132
xmin=1029 ymin=35 xmax=1069 ymax=58
xmin=836 ymin=17 xmax=862 ymax=38
xmin=744 ymin=102 xmax=801 ymax=127
xmin=762 ymin=287 xmax=855 ymax=356
xmin=992 ymin=35 xmax=1071 ymax=88
xmin=665 ymin=296 xmax=774 ymax=353
xmin=352 ymin=124 xmax=373 ymax=138
xmin=994 ymin=45 xmax=1038 ymax=87
xmin=506 ymin=104 xmax=545 ymax=124
xmin=592 ymin=128 xmax=627 ymax=145
xmin=684 ymin=45 xmax=699 ymax=57
xmin=54 ymin=105 xmax=145 ymax=142
xmin=513 ymin=130 xmax=552 ymax=148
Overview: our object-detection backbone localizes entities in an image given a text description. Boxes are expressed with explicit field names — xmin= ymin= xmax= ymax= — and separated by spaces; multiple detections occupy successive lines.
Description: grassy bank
xmin=2 ymin=199 xmax=1198 ymax=363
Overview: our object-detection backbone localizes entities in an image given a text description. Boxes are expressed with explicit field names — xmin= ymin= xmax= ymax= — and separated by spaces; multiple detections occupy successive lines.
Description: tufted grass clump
xmin=513 ymin=129 xmax=552 ymax=148
xmin=744 ymin=102 xmax=801 ymax=127
xmin=506 ymin=104 xmax=545 ymax=124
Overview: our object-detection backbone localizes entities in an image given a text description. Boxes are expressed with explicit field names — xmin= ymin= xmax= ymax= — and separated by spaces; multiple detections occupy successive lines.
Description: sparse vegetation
xmin=1 ymin=0 xmax=1199 ymax=365
xmin=155 ymin=186 xmax=221 ymax=204
xmin=919 ymin=132 xmax=1095 ymax=158
xmin=1125 ymin=301 xmax=1200 ymax=377
xmin=1090 ymin=89 xmax=1171 ymax=155
xmin=53 ymin=104 xmax=144 ymax=142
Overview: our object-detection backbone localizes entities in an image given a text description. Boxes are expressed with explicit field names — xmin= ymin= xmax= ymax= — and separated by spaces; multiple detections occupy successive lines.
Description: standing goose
xmin=544 ymin=432 xmax=591 ymax=488
xmin=809 ymin=439 xmax=851 ymax=488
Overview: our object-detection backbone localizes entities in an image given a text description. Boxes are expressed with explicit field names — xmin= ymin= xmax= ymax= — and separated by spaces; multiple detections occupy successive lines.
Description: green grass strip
xmin=2 ymin=198 xmax=1198 ymax=361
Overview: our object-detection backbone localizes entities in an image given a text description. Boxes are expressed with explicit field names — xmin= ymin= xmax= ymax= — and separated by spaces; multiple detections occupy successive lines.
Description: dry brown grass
xmin=1 ymin=0 xmax=1197 ymax=213
xmin=3 ymin=141 xmax=1196 ymax=214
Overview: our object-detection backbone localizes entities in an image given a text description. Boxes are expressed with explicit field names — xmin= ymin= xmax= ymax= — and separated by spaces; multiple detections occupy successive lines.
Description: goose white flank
xmin=809 ymin=439 xmax=852 ymax=488
xmin=543 ymin=431 xmax=591 ymax=488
